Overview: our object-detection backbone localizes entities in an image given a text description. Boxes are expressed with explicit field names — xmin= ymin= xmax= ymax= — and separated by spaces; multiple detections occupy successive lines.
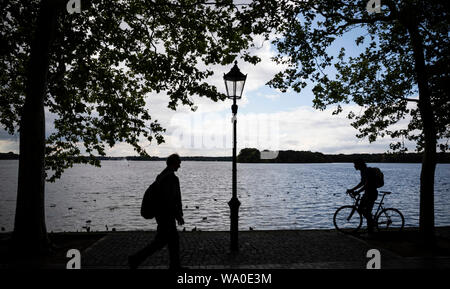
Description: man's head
xmin=167 ymin=154 xmax=181 ymax=171
xmin=353 ymin=158 xmax=367 ymax=171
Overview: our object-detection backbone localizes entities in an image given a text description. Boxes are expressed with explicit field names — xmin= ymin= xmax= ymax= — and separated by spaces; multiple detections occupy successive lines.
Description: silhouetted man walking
xmin=129 ymin=154 xmax=184 ymax=269
xmin=347 ymin=158 xmax=378 ymax=234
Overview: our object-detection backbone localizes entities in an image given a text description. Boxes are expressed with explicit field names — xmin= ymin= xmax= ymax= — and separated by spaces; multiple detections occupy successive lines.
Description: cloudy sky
xmin=109 ymin=28 xmax=416 ymax=157
xmin=0 ymin=26 xmax=416 ymax=158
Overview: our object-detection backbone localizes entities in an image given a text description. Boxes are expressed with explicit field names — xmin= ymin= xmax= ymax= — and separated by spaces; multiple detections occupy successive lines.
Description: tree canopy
xmin=244 ymin=0 xmax=449 ymax=152
xmin=237 ymin=148 xmax=261 ymax=162
xmin=0 ymin=0 xmax=259 ymax=181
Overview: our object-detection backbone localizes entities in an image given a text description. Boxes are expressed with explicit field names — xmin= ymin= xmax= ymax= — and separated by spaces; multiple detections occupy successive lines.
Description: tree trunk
xmin=12 ymin=0 xmax=58 ymax=255
xmin=406 ymin=19 xmax=437 ymax=244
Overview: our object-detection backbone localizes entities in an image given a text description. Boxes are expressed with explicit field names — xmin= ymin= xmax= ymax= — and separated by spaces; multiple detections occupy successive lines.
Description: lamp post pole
xmin=229 ymin=97 xmax=240 ymax=252
xmin=223 ymin=61 xmax=246 ymax=252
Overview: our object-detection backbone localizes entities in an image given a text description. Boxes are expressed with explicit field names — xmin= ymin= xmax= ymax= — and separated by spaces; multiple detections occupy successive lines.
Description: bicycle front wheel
xmin=376 ymin=208 xmax=404 ymax=233
xmin=333 ymin=205 xmax=362 ymax=234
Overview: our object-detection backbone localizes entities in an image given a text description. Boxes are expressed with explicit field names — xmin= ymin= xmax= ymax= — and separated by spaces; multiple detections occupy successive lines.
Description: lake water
xmin=0 ymin=160 xmax=449 ymax=232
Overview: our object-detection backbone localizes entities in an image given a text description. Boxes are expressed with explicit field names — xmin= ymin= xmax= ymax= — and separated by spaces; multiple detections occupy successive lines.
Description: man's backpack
xmin=141 ymin=172 xmax=172 ymax=219
xmin=369 ymin=167 xmax=384 ymax=188
xmin=140 ymin=180 xmax=160 ymax=219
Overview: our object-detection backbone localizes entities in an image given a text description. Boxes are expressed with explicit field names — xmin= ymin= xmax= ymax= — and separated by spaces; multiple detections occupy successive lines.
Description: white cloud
xmin=0 ymin=103 xmax=418 ymax=157
xmin=111 ymin=104 xmax=416 ymax=157
xmin=267 ymin=105 xmax=416 ymax=154
xmin=0 ymin=140 xmax=19 ymax=153
xmin=264 ymin=94 xmax=281 ymax=100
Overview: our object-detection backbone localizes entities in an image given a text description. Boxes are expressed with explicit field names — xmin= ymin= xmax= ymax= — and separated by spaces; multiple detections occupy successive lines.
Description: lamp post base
xmin=228 ymin=196 xmax=241 ymax=252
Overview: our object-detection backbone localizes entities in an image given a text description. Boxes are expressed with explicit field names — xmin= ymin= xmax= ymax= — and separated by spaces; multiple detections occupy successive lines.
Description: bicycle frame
xmin=344 ymin=194 xmax=360 ymax=222
xmin=372 ymin=192 xmax=387 ymax=218
xmin=348 ymin=191 xmax=387 ymax=219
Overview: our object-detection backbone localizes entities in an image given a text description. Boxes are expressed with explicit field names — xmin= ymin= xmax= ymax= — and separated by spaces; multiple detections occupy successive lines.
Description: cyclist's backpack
xmin=370 ymin=167 xmax=384 ymax=188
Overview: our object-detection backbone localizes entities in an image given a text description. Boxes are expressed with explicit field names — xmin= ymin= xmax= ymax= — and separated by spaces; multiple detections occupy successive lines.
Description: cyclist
xmin=347 ymin=158 xmax=378 ymax=234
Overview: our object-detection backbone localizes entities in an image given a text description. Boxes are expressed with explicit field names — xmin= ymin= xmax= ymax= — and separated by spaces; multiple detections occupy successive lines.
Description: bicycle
xmin=333 ymin=190 xmax=405 ymax=234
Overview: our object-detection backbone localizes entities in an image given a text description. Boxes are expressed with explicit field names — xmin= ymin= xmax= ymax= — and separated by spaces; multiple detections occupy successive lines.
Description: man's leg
xmin=167 ymin=220 xmax=181 ymax=269
xmin=360 ymin=195 xmax=375 ymax=233
xmin=366 ymin=191 xmax=378 ymax=233
xmin=129 ymin=220 xmax=169 ymax=267
xmin=365 ymin=210 xmax=375 ymax=233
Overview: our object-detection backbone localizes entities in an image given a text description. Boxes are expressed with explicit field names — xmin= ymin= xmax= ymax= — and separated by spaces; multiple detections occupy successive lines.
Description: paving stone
xmin=81 ymin=229 xmax=417 ymax=269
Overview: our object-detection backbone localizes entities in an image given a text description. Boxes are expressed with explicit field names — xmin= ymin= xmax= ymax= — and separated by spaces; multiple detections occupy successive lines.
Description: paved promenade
xmin=81 ymin=229 xmax=450 ymax=269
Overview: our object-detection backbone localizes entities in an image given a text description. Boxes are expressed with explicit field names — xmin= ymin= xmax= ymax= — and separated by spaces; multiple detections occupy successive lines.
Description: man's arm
xmin=350 ymin=181 xmax=364 ymax=192
xmin=353 ymin=184 xmax=366 ymax=195
xmin=348 ymin=172 xmax=367 ymax=195
xmin=173 ymin=177 xmax=184 ymax=225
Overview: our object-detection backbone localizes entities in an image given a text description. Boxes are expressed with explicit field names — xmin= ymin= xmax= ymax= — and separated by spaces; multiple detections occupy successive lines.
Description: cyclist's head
xmin=353 ymin=158 xmax=367 ymax=170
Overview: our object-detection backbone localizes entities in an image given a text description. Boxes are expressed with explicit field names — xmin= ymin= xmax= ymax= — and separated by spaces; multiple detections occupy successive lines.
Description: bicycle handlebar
xmin=346 ymin=190 xmax=360 ymax=201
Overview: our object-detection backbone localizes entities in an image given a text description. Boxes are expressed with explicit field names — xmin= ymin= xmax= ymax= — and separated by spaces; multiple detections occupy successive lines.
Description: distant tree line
xmin=237 ymin=148 xmax=450 ymax=163
xmin=0 ymin=152 xmax=18 ymax=159
xmin=2 ymin=150 xmax=449 ymax=163
xmin=0 ymin=152 xmax=232 ymax=162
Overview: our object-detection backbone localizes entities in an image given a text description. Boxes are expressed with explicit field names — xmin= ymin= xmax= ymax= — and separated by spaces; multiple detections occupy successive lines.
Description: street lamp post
xmin=223 ymin=61 xmax=247 ymax=252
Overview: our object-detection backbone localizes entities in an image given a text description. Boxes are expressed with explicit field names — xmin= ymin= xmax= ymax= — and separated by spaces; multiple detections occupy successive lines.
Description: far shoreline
xmin=1 ymin=151 xmax=450 ymax=163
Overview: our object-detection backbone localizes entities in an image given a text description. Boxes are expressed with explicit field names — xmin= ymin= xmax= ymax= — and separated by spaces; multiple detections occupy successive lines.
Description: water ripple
xmin=0 ymin=161 xmax=449 ymax=232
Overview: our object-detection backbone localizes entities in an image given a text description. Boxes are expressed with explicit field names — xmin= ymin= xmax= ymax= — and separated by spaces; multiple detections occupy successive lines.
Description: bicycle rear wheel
xmin=333 ymin=205 xmax=362 ymax=234
xmin=376 ymin=208 xmax=404 ymax=233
